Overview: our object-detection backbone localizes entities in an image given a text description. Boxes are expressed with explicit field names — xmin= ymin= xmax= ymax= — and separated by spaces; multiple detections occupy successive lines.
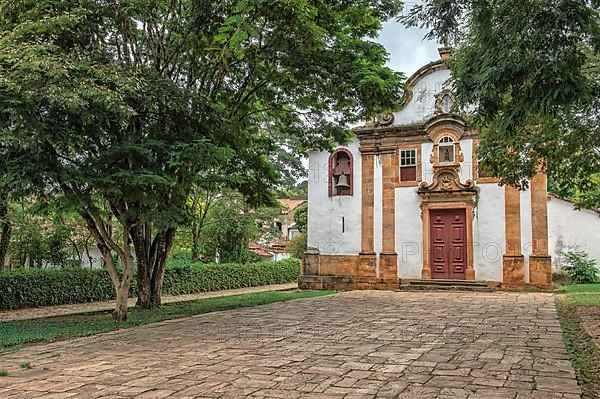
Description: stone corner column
xmin=302 ymin=247 xmax=320 ymax=276
xmin=465 ymin=203 xmax=476 ymax=281
xmin=529 ymin=170 xmax=552 ymax=288
xmin=380 ymin=149 xmax=398 ymax=280
xmin=359 ymin=150 xmax=377 ymax=277
xmin=503 ymin=185 xmax=525 ymax=286
xmin=420 ymin=205 xmax=431 ymax=279
xmin=299 ymin=248 xmax=321 ymax=290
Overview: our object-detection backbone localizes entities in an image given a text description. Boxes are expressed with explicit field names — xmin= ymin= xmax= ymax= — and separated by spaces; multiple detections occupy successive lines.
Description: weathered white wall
xmin=66 ymin=246 xmax=104 ymax=269
xmin=459 ymin=139 xmax=473 ymax=181
xmin=395 ymin=187 xmax=423 ymax=278
xmin=422 ymin=142 xmax=434 ymax=183
xmin=548 ymin=196 xmax=600 ymax=269
xmin=307 ymin=140 xmax=362 ymax=255
xmin=473 ymin=183 xmax=505 ymax=282
xmin=393 ymin=69 xmax=452 ymax=125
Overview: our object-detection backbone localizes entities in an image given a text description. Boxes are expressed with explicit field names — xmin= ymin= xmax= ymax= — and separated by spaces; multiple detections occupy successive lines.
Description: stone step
xmin=398 ymin=279 xmax=495 ymax=292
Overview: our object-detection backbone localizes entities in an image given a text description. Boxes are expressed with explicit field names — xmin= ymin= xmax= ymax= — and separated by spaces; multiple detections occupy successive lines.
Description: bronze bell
xmin=335 ymin=174 xmax=350 ymax=189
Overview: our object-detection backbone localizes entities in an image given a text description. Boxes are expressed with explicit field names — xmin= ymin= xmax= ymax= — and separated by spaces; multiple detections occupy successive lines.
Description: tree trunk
xmin=136 ymin=271 xmax=152 ymax=307
xmin=80 ymin=209 xmax=135 ymax=323
xmin=191 ymin=222 xmax=201 ymax=262
xmin=114 ymin=282 xmax=130 ymax=322
xmin=0 ymin=196 xmax=11 ymax=270
xmin=133 ymin=226 xmax=176 ymax=309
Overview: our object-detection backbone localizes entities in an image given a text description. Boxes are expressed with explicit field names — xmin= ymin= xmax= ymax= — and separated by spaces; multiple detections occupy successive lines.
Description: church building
xmin=300 ymin=48 xmax=600 ymax=291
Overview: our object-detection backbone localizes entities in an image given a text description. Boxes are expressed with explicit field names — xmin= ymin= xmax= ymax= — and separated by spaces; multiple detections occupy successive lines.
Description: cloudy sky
xmin=376 ymin=18 xmax=441 ymax=77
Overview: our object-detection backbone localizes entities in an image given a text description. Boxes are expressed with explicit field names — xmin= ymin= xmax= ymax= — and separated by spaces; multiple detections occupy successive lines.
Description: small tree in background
xmin=200 ymin=199 xmax=257 ymax=264
xmin=288 ymin=233 xmax=307 ymax=260
xmin=293 ymin=203 xmax=308 ymax=233
xmin=288 ymin=203 xmax=308 ymax=259
xmin=562 ymin=251 xmax=599 ymax=284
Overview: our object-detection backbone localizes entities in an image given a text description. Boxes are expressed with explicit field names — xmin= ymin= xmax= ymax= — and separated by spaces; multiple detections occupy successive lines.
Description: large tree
xmin=0 ymin=0 xmax=405 ymax=320
xmin=402 ymin=0 xmax=600 ymax=208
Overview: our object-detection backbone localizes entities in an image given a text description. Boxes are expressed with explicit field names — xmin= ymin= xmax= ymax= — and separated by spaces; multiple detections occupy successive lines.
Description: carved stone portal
xmin=418 ymin=151 xmax=477 ymax=282
xmin=418 ymin=167 xmax=474 ymax=193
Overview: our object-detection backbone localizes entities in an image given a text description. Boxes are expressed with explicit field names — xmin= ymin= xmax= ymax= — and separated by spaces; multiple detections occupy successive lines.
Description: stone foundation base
xmin=358 ymin=253 xmax=377 ymax=277
xmin=503 ymin=255 xmax=525 ymax=287
xmin=529 ymin=255 xmax=553 ymax=288
xmin=299 ymin=275 xmax=399 ymax=291
xmin=379 ymin=253 xmax=398 ymax=279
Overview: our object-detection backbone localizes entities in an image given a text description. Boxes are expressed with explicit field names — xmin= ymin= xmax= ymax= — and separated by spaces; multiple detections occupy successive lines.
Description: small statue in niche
xmin=443 ymin=147 xmax=451 ymax=162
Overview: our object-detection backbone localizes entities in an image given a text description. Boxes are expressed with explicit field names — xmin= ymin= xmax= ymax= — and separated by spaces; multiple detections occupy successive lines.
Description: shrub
xmin=161 ymin=258 xmax=300 ymax=295
xmin=0 ymin=258 xmax=300 ymax=310
xmin=562 ymin=251 xmax=599 ymax=284
xmin=288 ymin=232 xmax=307 ymax=259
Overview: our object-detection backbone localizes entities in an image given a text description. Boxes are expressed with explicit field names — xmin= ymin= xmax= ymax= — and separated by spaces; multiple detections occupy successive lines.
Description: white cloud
xmin=375 ymin=19 xmax=441 ymax=77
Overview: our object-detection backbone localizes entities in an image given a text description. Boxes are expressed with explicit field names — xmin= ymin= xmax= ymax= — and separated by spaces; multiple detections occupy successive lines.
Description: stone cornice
xmin=354 ymin=114 xmax=477 ymax=147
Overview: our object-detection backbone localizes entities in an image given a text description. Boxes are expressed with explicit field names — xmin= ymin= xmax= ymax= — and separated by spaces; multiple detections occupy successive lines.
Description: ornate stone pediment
xmin=361 ymin=112 xmax=395 ymax=129
xmin=418 ymin=167 xmax=474 ymax=193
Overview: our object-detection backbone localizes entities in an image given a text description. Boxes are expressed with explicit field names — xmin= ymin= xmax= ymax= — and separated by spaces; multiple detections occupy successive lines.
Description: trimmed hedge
xmin=0 ymin=258 xmax=300 ymax=310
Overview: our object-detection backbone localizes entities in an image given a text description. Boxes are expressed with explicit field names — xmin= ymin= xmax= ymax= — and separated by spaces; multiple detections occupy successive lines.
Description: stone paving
xmin=0 ymin=291 xmax=581 ymax=398
xmin=0 ymin=283 xmax=297 ymax=322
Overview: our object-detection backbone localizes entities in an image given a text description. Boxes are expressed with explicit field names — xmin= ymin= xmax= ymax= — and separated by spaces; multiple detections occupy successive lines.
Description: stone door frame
xmin=420 ymin=195 xmax=476 ymax=281
xmin=429 ymin=207 xmax=468 ymax=280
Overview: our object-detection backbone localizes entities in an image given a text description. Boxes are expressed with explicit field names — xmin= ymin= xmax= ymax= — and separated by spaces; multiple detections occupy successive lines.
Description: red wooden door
xmin=430 ymin=209 xmax=467 ymax=280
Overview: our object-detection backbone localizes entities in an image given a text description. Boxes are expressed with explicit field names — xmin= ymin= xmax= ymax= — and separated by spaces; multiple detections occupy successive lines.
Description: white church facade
xmin=300 ymin=48 xmax=600 ymax=290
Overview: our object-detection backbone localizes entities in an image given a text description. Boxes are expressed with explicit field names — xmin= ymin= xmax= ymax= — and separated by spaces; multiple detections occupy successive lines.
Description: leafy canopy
xmin=0 ymin=0 xmax=405 ymax=315
xmin=402 ymin=0 xmax=600 ymax=208
xmin=0 ymin=0 xmax=405 ymax=221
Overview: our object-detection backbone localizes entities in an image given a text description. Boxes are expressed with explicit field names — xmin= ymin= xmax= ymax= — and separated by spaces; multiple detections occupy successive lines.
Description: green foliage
xmin=163 ymin=258 xmax=300 ymax=295
xmin=6 ymin=201 xmax=94 ymax=269
xmin=0 ymin=258 xmax=301 ymax=309
xmin=0 ymin=289 xmax=333 ymax=350
xmin=0 ymin=267 xmax=118 ymax=310
xmin=200 ymin=200 xmax=258 ymax=263
xmin=562 ymin=251 xmax=599 ymax=284
xmin=0 ymin=0 xmax=405 ymax=223
xmin=0 ymin=370 xmax=8 ymax=377
xmin=288 ymin=232 xmax=307 ymax=259
xmin=293 ymin=203 xmax=308 ymax=232
xmin=0 ymin=1 xmax=403 ymax=313
xmin=277 ymin=180 xmax=308 ymax=199
xmin=401 ymin=0 xmax=600 ymax=208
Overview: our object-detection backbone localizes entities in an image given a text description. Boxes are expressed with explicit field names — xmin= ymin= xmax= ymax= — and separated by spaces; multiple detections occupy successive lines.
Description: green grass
xmin=560 ymin=284 xmax=600 ymax=306
xmin=0 ymin=290 xmax=333 ymax=352
xmin=0 ymin=370 xmax=8 ymax=377
xmin=556 ymin=284 xmax=600 ymax=398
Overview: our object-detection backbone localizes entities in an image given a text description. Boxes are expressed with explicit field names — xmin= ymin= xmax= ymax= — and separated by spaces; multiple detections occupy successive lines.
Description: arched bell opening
xmin=328 ymin=148 xmax=354 ymax=197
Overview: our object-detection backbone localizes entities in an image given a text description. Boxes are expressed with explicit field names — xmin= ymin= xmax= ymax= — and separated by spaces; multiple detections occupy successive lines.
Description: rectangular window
xmin=400 ymin=149 xmax=417 ymax=182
